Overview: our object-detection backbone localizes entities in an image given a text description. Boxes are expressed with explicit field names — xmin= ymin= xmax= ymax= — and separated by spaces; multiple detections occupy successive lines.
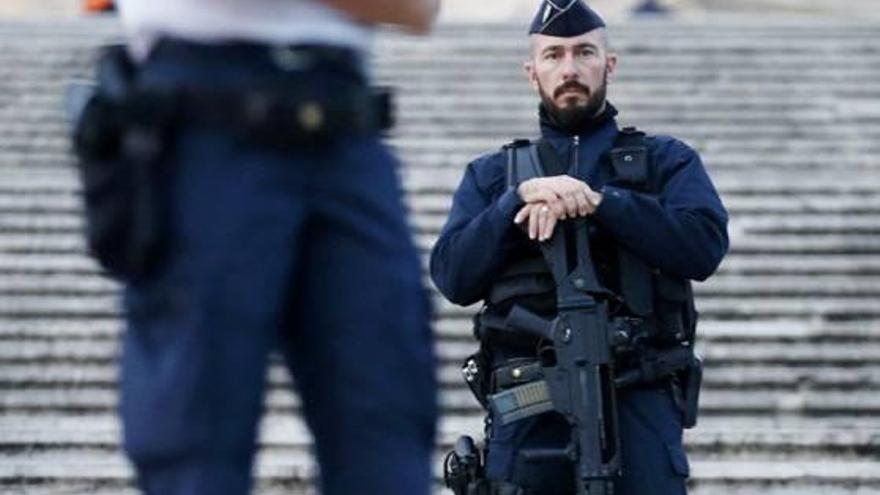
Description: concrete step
xmin=2 ymin=316 xmax=875 ymax=342
xmin=403 ymin=168 xmax=880 ymax=193
xmin=434 ymin=318 xmax=880 ymax=342
xmin=434 ymin=295 xmax=880 ymax=319
xmin=4 ymin=449 xmax=880 ymax=494
xmin=1 ymin=291 xmax=879 ymax=321
xmin=5 ymin=191 xmax=880 ymax=218
xmin=7 ymin=252 xmax=878 ymax=278
xmin=391 ymin=104 xmax=880 ymax=122
xmin=423 ymin=227 xmax=867 ymax=251
xmin=391 ymin=124 xmax=880 ymax=143
xmin=3 ymin=272 xmax=879 ymax=299
xmin=436 ymin=364 xmax=880 ymax=390
xmin=3 ymin=413 xmax=880 ymax=454
xmin=0 ymin=254 xmax=98 ymax=275
xmin=0 ymin=193 xmax=84 ymax=212
xmin=418 ymin=233 xmax=880 ymax=255
xmin=437 ymin=340 xmax=880 ymax=366
xmin=392 ymin=94 xmax=880 ymax=112
xmin=2 ymin=412 xmax=879 ymax=444
xmin=0 ymin=274 xmax=116 ymax=294
xmin=8 ymin=94 xmax=880 ymax=119
xmin=409 ymin=212 xmax=880 ymax=235
xmin=4 ymin=361 xmax=880 ymax=392
xmin=717 ymin=255 xmax=880 ymax=276
xmin=3 ymin=169 xmax=879 ymax=196
xmin=3 ymin=384 xmax=880 ymax=417
xmin=439 ymin=388 xmax=880 ymax=416
xmin=2 ymin=440 xmax=880 ymax=494
xmin=410 ymin=192 xmax=880 ymax=215
xmin=5 ymin=212 xmax=880 ymax=240
xmin=6 ymin=337 xmax=880 ymax=365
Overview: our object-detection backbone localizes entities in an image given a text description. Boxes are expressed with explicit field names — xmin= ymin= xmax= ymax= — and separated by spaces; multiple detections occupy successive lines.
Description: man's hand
xmin=517 ymin=176 xmax=599 ymax=219
xmin=514 ymin=176 xmax=603 ymax=241
xmin=320 ymin=0 xmax=440 ymax=34
xmin=514 ymin=202 xmax=560 ymax=242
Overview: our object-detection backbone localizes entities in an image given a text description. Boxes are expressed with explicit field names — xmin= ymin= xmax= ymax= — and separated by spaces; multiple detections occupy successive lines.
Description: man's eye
xmin=580 ymin=49 xmax=596 ymax=57
xmin=545 ymin=52 xmax=559 ymax=60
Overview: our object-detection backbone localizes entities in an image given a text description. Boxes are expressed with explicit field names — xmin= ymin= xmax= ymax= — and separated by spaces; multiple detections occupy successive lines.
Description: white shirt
xmin=117 ymin=0 xmax=372 ymax=59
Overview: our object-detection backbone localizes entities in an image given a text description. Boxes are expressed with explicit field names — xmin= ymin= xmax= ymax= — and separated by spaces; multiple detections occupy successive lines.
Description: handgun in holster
xmin=444 ymin=435 xmax=489 ymax=495
xmin=67 ymin=44 xmax=173 ymax=282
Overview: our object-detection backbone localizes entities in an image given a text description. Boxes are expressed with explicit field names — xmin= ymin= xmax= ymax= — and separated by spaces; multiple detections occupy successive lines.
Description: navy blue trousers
xmin=119 ymin=45 xmax=437 ymax=495
xmin=486 ymin=385 xmax=690 ymax=494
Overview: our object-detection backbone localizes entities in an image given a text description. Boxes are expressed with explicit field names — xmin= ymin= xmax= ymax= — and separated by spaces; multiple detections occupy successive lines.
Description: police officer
xmin=431 ymin=1 xmax=729 ymax=494
xmin=103 ymin=1 xmax=440 ymax=494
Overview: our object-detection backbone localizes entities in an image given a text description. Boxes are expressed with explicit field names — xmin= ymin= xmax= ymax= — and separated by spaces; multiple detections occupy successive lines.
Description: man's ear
xmin=524 ymin=59 xmax=540 ymax=92
xmin=605 ymin=52 xmax=619 ymax=82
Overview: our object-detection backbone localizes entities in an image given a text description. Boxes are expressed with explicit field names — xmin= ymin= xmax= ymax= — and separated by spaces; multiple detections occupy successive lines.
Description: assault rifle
xmin=493 ymin=218 xmax=622 ymax=494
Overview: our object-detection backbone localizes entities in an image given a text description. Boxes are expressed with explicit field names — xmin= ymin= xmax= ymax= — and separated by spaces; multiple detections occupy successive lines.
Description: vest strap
xmin=608 ymin=127 xmax=657 ymax=317
xmin=505 ymin=139 xmax=543 ymax=188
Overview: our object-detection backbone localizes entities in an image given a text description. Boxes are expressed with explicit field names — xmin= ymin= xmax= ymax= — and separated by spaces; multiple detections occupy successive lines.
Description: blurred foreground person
xmin=70 ymin=1 xmax=440 ymax=493
xmin=434 ymin=1 xmax=728 ymax=493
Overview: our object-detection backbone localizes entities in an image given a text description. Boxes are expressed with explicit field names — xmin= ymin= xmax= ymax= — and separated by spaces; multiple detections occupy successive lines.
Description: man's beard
xmin=539 ymin=73 xmax=608 ymax=131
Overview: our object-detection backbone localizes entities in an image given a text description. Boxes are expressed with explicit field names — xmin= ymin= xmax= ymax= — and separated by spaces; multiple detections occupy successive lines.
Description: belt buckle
xmin=296 ymin=101 xmax=325 ymax=134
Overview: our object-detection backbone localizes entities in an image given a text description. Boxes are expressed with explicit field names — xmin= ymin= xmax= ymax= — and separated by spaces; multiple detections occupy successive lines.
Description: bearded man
xmin=431 ymin=1 xmax=729 ymax=493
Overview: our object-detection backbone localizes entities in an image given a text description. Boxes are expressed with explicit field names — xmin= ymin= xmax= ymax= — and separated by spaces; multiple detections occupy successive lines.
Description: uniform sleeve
xmin=593 ymin=140 xmax=729 ymax=281
xmin=430 ymin=160 xmax=524 ymax=306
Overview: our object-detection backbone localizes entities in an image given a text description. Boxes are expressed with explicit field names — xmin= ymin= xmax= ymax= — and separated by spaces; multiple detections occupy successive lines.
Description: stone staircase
xmin=1 ymin=16 xmax=880 ymax=495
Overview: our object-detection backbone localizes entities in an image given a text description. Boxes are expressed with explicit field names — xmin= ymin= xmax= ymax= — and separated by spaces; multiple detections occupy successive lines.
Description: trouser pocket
xmin=616 ymin=386 xmax=691 ymax=494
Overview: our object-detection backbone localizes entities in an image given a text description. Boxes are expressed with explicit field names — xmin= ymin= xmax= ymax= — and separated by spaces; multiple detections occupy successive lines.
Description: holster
xmin=443 ymin=436 xmax=533 ymax=495
xmin=461 ymin=344 xmax=492 ymax=410
xmin=673 ymin=355 xmax=703 ymax=429
xmin=444 ymin=436 xmax=490 ymax=495
xmin=69 ymin=45 xmax=173 ymax=282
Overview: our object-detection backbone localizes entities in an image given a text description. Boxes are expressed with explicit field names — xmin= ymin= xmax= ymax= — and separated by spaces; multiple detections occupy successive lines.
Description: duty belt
xmin=487 ymin=346 xmax=698 ymax=426
xmin=126 ymin=39 xmax=394 ymax=147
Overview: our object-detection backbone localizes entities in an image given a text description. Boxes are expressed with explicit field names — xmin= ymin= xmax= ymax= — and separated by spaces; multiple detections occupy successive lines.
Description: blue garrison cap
xmin=529 ymin=0 xmax=606 ymax=37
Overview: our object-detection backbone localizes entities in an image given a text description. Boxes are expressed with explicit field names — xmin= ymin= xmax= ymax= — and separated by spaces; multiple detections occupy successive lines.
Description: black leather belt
xmin=129 ymin=39 xmax=394 ymax=146
xmin=491 ymin=358 xmax=544 ymax=391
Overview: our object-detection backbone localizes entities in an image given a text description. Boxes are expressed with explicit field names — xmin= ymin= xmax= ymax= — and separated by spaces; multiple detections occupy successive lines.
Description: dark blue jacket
xmin=430 ymin=106 xmax=730 ymax=307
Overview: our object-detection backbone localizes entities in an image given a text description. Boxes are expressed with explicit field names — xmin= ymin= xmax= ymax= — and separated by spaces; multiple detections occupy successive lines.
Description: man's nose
xmin=559 ymin=53 xmax=579 ymax=80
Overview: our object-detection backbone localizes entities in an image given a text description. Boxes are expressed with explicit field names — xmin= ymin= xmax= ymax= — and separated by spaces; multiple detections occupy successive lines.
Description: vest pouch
xmin=608 ymin=146 xmax=651 ymax=189
xmin=653 ymin=274 xmax=694 ymax=343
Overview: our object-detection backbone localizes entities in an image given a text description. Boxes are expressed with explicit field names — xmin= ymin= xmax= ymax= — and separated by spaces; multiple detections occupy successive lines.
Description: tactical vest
xmin=488 ymin=127 xmax=698 ymax=348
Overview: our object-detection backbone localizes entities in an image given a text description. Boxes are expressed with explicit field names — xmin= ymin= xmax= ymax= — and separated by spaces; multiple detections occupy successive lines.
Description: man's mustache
xmin=554 ymin=81 xmax=590 ymax=99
